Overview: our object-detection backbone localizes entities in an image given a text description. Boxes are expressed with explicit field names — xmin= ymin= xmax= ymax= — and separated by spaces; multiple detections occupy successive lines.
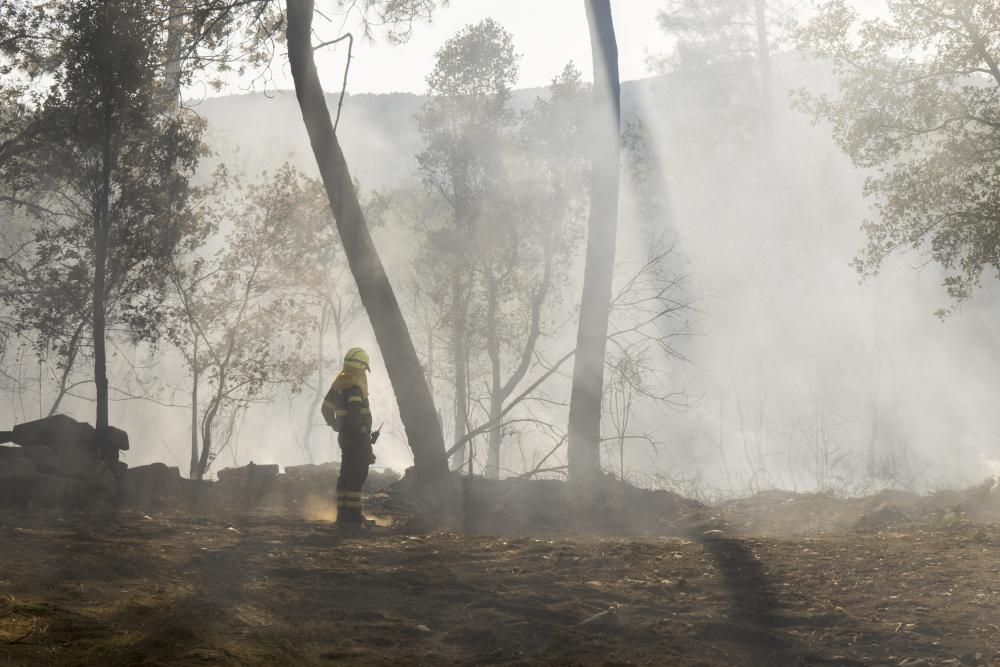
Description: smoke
xmin=621 ymin=50 xmax=1000 ymax=497
xmin=5 ymin=8 xmax=998 ymax=498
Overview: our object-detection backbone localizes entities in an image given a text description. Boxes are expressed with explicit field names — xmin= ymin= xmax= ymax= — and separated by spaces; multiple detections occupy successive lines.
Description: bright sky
xmin=244 ymin=1 xmax=668 ymax=95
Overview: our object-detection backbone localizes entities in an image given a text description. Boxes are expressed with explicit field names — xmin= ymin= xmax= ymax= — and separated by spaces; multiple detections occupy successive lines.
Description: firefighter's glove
xmin=369 ymin=450 xmax=377 ymax=465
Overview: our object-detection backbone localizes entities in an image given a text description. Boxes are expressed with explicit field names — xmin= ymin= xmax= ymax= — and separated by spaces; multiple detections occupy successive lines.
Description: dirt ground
xmin=1 ymin=490 xmax=999 ymax=666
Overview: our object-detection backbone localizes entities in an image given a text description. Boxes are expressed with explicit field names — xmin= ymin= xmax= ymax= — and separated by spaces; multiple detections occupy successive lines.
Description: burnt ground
xmin=1 ymin=487 xmax=999 ymax=666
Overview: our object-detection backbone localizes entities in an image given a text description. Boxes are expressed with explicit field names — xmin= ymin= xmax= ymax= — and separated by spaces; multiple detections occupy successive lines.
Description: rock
xmin=285 ymin=461 xmax=340 ymax=478
xmin=81 ymin=461 xmax=122 ymax=496
xmin=5 ymin=414 xmax=129 ymax=451
xmin=43 ymin=446 xmax=102 ymax=479
xmin=8 ymin=414 xmax=87 ymax=447
xmin=0 ymin=457 xmax=37 ymax=506
xmin=0 ymin=456 xmax=37 ymax=479
xmin=898 ymin=659 xmax=932 ymax=667
xmin=854 ymin=503 xmax=907 ymax=532
xmin=121 ymin=463 xmax=182 ymax=507
xmin=19 ymin=445 xmax=56 ymax=469
xmin=960 ymin=652 xmax=982 ymax=666
xmin=30 ymin=473 xmax=87 ymax=506
xmin=0 ymin=445 xmax=23 ymax=460
xmin=217 ymin=462 xmax=279 ymax=483
xmin=105 ymin=426 xmax=129 ymax=452
xmin=415 ymin=625 xmax=431 ymax=633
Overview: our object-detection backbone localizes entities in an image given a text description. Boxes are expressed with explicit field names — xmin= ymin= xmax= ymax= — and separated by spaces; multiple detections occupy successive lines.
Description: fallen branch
xmin=517 ymin=435 xmax=568 ymax=479
xmin=8 ymin=629 xmax=32 ymax=644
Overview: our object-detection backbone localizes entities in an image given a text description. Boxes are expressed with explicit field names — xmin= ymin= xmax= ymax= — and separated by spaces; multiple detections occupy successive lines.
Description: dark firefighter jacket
xmin=322 ymin=369 xmax=372 ymax=434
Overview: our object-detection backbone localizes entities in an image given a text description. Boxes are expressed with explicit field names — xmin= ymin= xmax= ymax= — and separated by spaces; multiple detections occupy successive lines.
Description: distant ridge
xmin=192 ymin=79 xmax=656 ymax=189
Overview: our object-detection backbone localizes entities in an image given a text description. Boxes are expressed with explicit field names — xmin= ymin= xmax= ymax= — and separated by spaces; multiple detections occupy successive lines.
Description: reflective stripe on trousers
xmin=337 ymin=491 xmax=363 ymax=508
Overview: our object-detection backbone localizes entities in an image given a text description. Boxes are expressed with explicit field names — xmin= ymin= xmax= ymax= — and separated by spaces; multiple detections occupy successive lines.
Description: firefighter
xmin=322 ymin=347 xmax=376 ymax=527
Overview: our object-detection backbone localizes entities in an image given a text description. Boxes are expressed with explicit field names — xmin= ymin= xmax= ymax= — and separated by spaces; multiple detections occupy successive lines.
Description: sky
xmin=211 ymin=1 xmax=889 ymax=98
xmin=233 ymin=1 xmax=669 ymax=96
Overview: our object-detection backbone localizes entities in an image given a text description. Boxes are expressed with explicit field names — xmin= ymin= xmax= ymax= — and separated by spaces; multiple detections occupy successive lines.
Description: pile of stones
xmin=0 ymin=415 xmax=401 ymax=513
xmin=0 ymin=414 xmax=128 ymax=507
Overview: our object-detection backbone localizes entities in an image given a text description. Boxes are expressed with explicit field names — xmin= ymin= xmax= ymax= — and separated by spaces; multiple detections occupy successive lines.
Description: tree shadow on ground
xmin=692 ymin=531 xmax=793 ymax=657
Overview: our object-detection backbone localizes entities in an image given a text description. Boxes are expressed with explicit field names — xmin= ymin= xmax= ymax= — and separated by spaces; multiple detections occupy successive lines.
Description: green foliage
xmin=654 ymin=0 xmax=761 ymax=71
xmin=651 ymin=0 xmax=784 ymax=163
xmin=169 ymin=0 xmax=285 ymax=92
xmin=1 ymin=0 xmax=206 ymax=369
xmin=509 ymin=64 xmax=589 ymax=314
xmin=798 ymin=0 xmax=1000 ymax=310
xmin=416 ymin=17 xmax=520 ymax=219
xmin=414 ymin=23 xmax=586 ymax=350
xmin=623 ymin=119 xmax=673 ymax=234
xmin=410 ymin=19 xmax=590 ymax=472
xmin=333 ymin=0 xmax=446 ymax=44
xmin=166 ymin=166 xmax=319 ymax=477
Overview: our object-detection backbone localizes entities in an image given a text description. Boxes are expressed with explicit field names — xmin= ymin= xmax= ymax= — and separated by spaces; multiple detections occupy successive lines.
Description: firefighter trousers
xmin=336 ymin=431 xmax=371 ymax=523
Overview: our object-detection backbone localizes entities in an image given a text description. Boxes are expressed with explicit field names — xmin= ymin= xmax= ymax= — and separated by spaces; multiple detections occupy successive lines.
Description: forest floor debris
xmin=1 ymin=481 xmax=1000 ymax=665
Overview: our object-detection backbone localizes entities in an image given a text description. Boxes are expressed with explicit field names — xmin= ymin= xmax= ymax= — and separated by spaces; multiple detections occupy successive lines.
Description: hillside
xmin=193 ymin=80 xmax=650 ymax=189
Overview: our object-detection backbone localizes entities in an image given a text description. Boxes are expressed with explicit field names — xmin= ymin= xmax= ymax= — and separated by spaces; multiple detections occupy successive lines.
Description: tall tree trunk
xmin=189 ymin=334 xmax=199 ymax=478
xmin=197 ymin=382 xmax=220 ymax=480
xmin=164 ymin=0 xmax=185 ymax=103
xmin=753 ymin=0 xmax=773 ymax=144
xmin=93 ymin=239 xmax=109 ymax=437
xmin=866 ymin=298 xmax=883 ymax=480
xmin=485 ymin=273 xmax=502 ymax=479
xmin=286 ymin=0 xmax=450 ymax=487
xmin=93 ymin=104 xmax=114 ymax=448
xmin=450 ymin=278 xmax=468 ymax=472
xmin=483 ymin=227 xmax=554 ymax=479
xmin=567 ymin=0 xmax=621 ymax=484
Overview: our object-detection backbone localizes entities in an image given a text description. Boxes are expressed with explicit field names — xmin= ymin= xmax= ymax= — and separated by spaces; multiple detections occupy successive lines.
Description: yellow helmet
xmin=343 ymin=347 xmax=370 ymax=371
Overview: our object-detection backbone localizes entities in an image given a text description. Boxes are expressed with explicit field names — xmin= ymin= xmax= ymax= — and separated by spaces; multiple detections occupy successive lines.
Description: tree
xmin=0 ymin=3 xmax=49 ymax=175
xmin=285 ymin=0 xmax=451 ymax=489
xmin=652 ymin=0 xmax=786 ymax=151
xmin=655 ymin=0 xmax=766 ymax=71
xmin=414 ymin=21 xmax=592 ymax=478
xmin=0 ymin=0 xmax=204 ymax=452
xmin=478 ymin=65 xmax=588 ymax=478
xmin=797 ymin=0 xmax=1000 ymax=311
xmin=332 ymin=0 xmax=440 ymax=43
xmin=567 ymin=0 xmax=622 ymax=484
xmin=167 ymin=166 xmax=314 ymax=479
xmin=415 ymin=19 xmax=522 ymax=475
xmin=416 ymin=19 xmax=519 ymax=472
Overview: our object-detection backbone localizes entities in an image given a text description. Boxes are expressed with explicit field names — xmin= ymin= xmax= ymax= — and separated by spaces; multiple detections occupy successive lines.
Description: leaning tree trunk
xmin=567 ymin=0 xmax=621 ymax=484
xmin=286 ymin=0 xmax=450 ymax=487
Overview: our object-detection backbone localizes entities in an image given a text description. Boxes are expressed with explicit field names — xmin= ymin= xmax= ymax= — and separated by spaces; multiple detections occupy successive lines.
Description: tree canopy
xmin=799 ymin=0 xmax=1000 ymax=311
